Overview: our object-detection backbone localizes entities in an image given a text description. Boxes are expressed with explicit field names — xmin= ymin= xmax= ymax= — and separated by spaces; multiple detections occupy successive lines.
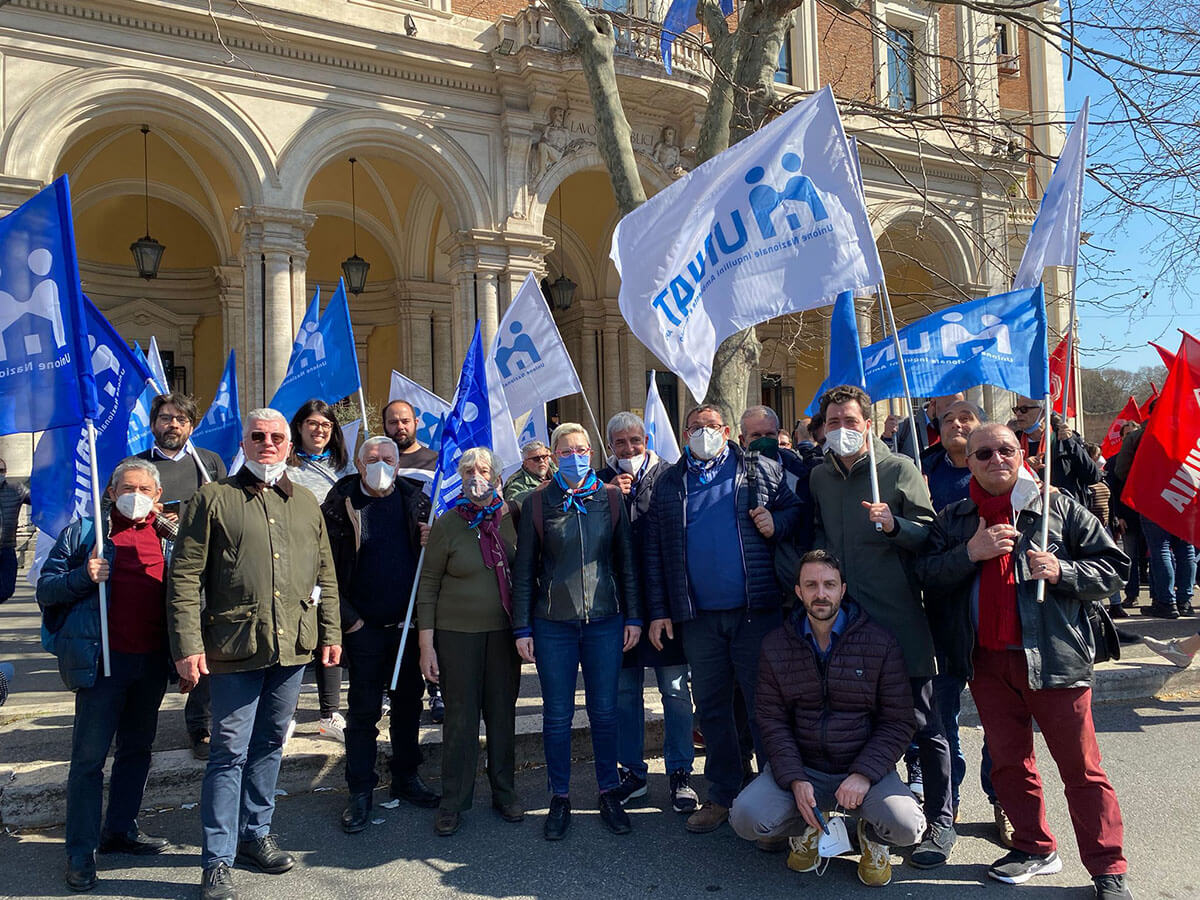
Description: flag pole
xmin=356 ymin=386 xmax=370 ymax=439
xmin=390 ymin=471 xmax=442 ymax=691
xmin=85 ymin=420 xmax=111 ymax=678
xmin=579 ymin=390 xmax=606 ymax=457
xmin=1036 ymin=391 xmax=1053 ymax=604
xmin=876 ymin=280 xmax=922 ymax=466
xmin=865 ymin=430 xmax=883 ymax=533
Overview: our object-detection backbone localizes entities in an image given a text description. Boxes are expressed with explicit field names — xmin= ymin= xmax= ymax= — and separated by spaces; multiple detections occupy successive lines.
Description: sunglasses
xmin=969 ymin=445 xmax=1019 ymax=462
xmin=250 ymin=431 xmax=288 ymax=446
xmin=1011 ymin=405 xmax=1041 ymax=415
xmin=526 ymin=453 xmax=552 ymax=463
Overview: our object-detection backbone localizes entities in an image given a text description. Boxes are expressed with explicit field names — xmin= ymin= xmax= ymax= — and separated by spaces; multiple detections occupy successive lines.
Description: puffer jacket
xmin=643 ymin=443 xmax=803 ymax=624
xmin=756 ymin=602 xmax=915 ymax=789
xmin=511 ymin=478 xmax=641 ymax=636
xmin=917 ymin=487 xmax=1129 ymax=689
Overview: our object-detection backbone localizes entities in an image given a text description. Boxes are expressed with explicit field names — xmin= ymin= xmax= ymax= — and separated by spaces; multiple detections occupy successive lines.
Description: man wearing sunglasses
xmin=503 ymin=440 xmax=555 ymax=504
xmin=167 ymin=409 xmax=342 ymax=900
xmin=918 ymin=423 xmax=1132 ymax=900
xmin=1009 ymin=396 xmax=1099 ymax=505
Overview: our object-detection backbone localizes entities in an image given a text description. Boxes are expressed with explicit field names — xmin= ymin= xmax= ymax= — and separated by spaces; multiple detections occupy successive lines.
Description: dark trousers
xmin=681 ymin=607 xmax=780 ymax=808
xmin=912 ymin=674 xmax=995 ymax=806
xmin=184 ymin=674 xmax=211 ymax=739
xmin=436 ymin=629 xmax=520 ymax=812
xmin=970 ymin=648 xmax=1126 ymax=876
xmin=66 ymin=651 xmax=168 ymax=858
xmin=910 ymin=676 xmax=954 ymax=830
xmin=343 ymin=624 xmax=424 ymax=795
xmin=0 ymin=546 xmax=17 ymax=601
xmin=1120 ymin=524 xmax=1144 ymax=603
xmin=304 ymin=659 xmax=342 ymax=718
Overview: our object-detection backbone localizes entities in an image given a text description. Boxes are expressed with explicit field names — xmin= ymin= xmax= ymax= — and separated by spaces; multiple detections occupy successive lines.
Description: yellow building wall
xmin=191 ymin=315 xmax=224 ymax=412
xmin=793 ymin=350 xmax=826 ymax=418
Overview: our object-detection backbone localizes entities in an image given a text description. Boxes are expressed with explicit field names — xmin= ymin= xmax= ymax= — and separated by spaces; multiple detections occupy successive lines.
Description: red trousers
xmin=969 ymin=648 xmax=1126 ymax=876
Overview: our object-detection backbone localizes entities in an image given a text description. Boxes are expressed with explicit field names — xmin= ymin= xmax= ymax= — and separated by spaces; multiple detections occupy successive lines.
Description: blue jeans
xmin=66 ymin=651 xmax=167 ymax=858
xmin=931 ymin=674 xmax=995 ymax=805
xmin=1141 ymin=515 xmax=1197 ymax=609
xmin=681 ymin=607 xmax=781 ymax=808
xmin=201 ymin=664 xmax=305 ymax=869
xmin=617 ymin=664 xmax=694 ymax=778
xmin=533 ymin=615 xmax=624 ymax=796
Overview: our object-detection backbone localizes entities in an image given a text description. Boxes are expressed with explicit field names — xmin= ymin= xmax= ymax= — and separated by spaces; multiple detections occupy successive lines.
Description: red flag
xmin=1122 ymin=333 xmax=1200 ymax=544
xmin=1099 ymin=396 xmax=1142 ymax=459
xmin=1048 ymin=335 xmax=1076 ymax=417
xmin=1138 ymin=382 xmax=1158 ymax=420
xmin=1151 ymin=341 xmax=1177 ymax=370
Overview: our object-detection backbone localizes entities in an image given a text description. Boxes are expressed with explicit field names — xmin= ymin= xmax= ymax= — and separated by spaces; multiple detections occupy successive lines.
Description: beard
xmin=391 ymin=432 xmax=414 ymax=452
xmin=157 ymin=431 xmax=186 ymax=451
xmin=805 ymin=600 xmax=839 ymax=621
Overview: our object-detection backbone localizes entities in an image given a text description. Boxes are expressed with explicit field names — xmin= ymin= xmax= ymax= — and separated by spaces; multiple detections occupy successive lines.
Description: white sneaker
xmin=381 ymin=692 xmax=392 ymax=717
xmin=318 ymin=712 xmax=347 ymax=742
xmin=1143 ymin=635 xmax=1195 ymax=668
xmin=283 ymin=717 xmax=297 ymax=747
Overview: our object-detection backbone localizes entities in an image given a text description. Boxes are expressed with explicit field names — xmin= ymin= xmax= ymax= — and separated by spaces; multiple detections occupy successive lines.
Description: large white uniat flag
xmin=611 ymin=85 xmax=883 ymax=400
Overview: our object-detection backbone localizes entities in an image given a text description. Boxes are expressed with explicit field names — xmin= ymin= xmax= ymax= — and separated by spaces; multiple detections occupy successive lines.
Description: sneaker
xmin=282 ymin=718 xmax=296 ymax=747
xmin=786 ymin=826 xmax=821 ymax=873
xmin=906 ymin=758 xmax=924 ymax=801
xmin=857 ymin=818 xmax=893 ymax=887
xmin=430 ymin=694 xmax=445 ymax=725
xmin=993 ymin=802 xmax=1015 ymax=848
xmin=1143 ymin=635 xmax=1195 ymax=668
xmin=318 ymin=712 xmax=346 ymax=742
xmin=1094 ymin=873 xmax=1133 ymax=899
xmin=610 ymin=766 xmax=648 ymax=806
xmin=1144 ymin=604 xmax=1180 ymax=619
xmin=669 ymin=769 xmax=698 ymax=814
xmin=910 ymin=823 xmax=956 ymax=868
xmin=598 ymin=791 xmax=632 ymax=835
xmin=544 ymin=795 xmax=571 ymax=841
xmin=685 ymin=801 xmax=729 ymax=834
xmin=988 ymin=848 xmax=1063 ymax=884
xmin=1179 ymin=603 xmax=1195 ymax=617
xmin=381 ymin=692 xmax=391 ymax=717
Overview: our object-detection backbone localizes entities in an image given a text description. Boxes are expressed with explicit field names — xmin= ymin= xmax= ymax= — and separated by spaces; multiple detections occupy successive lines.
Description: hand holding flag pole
xmin=865 ymin=434 xmax=883 ymax=533
xmin=84 ymin=420 xmax=111 ymax=676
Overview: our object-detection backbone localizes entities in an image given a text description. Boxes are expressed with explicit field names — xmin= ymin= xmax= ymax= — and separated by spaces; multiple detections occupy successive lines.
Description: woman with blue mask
xmin=511 ymin=422 xmax=643 ymax=842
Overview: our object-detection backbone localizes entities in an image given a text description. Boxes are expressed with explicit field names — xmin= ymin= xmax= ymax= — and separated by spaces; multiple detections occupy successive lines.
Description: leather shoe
xmin=544 ymin=795 xmax=571 ymax=841
xmin=1145 ymin=604 xmax=1180 ymax=619
xmin=99 ymin=825 xmax=171 ymax=855
xmin=235 ymin=834 xmax=294 ymax=874
xmin=340 ymin=792 xmax=371 ymax=835
xmin=65 ymin=854 xmax=97 ymax=892
xmin=434 ymin=808 xmax=461 ymax=836
xmin=201 ymin=862 xmax=237 ymax=900
xmin=598 ymin=791 xmax=632 ymax=835
xmin=492 ymin=798 xmax=525 ymax=823
xmin=390 ymin=772 xmax=440 ymax=809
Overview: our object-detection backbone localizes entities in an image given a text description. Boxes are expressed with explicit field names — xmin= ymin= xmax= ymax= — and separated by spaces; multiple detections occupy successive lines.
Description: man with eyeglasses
xmin=167 ymin=409 xmax=341 ymax=900
xmin=1009 ymin=395 xmax=1099 ymax=505
xmin=0 ymin=455 xmax=31 ymax=604
xmin=644 ymin=403 xmax=801 ymax=835
xmin=503 ymin=440 xmax=555 ymax=504
xmin=918 ymin=423 xmax=1131 ymax=899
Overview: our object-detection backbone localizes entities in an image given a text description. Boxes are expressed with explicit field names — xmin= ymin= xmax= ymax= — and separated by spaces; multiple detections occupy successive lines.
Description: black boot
xmin=341 ymin=792 xmax=372 ymax=834
xmin=234 ymin=834 xmax=294 ymax=874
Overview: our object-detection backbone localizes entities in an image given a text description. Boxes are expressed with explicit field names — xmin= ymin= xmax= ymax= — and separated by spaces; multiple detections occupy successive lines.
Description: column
xmin=263 ymin=248 xmax=293 ymax=394
xmin=578 ymin=322 xmax=601 ymax=439
xmin=215 ymin=265 xmax=247 ymax=407
xmin=476 ymin=269 xmax=501 ymax=350
xmin=432 ymin=312 xmax=454 ymax=398
xmin=603 ymin=320 xmax=623 ymax=424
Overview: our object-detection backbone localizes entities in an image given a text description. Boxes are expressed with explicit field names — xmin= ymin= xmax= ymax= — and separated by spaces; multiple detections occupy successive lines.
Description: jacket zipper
xmin=733 ymin=460 xmax=750 ymax=607
xmin=578 ymin=508 xmax=589 ymax=624
xmin=681 ymin=475 xmax=695 ymax=619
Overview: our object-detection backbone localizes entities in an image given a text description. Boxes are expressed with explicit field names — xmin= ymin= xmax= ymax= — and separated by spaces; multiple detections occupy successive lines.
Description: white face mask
xmin=617 ymin=453 xmax=646 ymax=475
xmin=245 ymin=459 xmax=288 ymax=485
xmin=825 ymin=426 xmax=865 ymax=457
xmin=115 ymin=492 xmax=155 ymax=521
xmin=364 ymin=460 xmax=396 ymax=492
xmin=464 ymin=475 xmax=495 ymax=503
xmin=688 ymin=427 xmax=726 ymax=461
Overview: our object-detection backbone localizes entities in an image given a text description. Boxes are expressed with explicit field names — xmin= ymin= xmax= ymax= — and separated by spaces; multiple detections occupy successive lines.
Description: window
xmin=775 ymin=30 xmax=793 ymax=85
xmin=886 ymin=27 xmax=917 ymax=110
xmin=995 ymin=22 xmax=1010 ymax=55
xmin=995 ymin=22 xmax=1020 ymax=74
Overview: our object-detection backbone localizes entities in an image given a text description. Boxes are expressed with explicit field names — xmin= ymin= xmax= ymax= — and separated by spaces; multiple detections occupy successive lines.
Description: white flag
xmin=340 ymin=419 xmax=361 ymax=456
xmin=1012 ymin=99 xmax=1089 ymax=290
xmin=515 ymin=406 xmax=550 ymax=448
xmin=389 ymin=370 xmax=451 ymax=450
xmin=485 ymin=355 xmax=524 ymax=479
xmin=490 ymin=272 xmax=584 ymax=415
xmin=644 ymin=371 xmax=681 ymax=464
xmin=610 ymin=85 xmax=883 ymax=400
xmin=147 ymin=336 xmax=170 ymax=393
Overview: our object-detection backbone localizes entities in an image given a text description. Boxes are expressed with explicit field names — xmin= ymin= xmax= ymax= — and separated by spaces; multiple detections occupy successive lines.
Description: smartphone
xmin=161 ymin=500 xmax=181 ymax=515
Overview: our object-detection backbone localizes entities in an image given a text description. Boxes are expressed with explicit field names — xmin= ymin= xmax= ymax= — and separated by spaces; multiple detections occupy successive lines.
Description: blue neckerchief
xmin=453 ymin=493 xmax=503 ymax=529
xmin=553 ymin=470 xmax=601 ymax=513
xmin=297 ymin=449 xmax=331 ymax=463
xmin=684 ymin=444 xmax=730 ymax=485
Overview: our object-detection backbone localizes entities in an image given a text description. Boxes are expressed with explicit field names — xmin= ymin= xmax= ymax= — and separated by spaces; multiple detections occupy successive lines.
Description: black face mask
xmin=747 ymin=436 xmax=779 ymax=460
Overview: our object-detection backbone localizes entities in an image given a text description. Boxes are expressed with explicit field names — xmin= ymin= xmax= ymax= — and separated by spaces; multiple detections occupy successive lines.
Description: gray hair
xmin=550 ymin=422 xmax=588 ymax=452
xmin=109 ymin=458 xmax=161 ymax=491
xmin=243 ymin=407 xmax=288 ymax=438
xmin=940 ymin=399 xmax=988 ymax=424
xmin=357 ymin=435 xmax=398 ymax=464
xmin=521 ymin=440 xmax=549 ymax=457
xmin=740 ymin=405 xmax=780 ymax=432
xmin=606 ymin=411 xmax=646 ymax=446
xmin=458 ymin=447 xmax=502 ymax=486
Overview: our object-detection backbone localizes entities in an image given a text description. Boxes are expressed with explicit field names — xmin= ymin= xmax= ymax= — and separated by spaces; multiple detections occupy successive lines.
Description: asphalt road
xmin=3 ymin=695 xmax=1198 ymax=900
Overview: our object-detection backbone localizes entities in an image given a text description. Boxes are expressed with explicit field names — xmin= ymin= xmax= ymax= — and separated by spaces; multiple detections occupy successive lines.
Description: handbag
xmin=1086 ymin=600 xmax=1121 ymax=664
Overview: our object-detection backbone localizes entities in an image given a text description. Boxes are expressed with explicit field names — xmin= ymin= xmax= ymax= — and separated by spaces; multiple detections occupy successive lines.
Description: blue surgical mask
xmin=557 ymin=453 xmax=592 ymax=483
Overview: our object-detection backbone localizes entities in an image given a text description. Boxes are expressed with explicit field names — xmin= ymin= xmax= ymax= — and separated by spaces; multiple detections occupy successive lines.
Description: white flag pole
xmin=579 ymin=390 xmax=606 ymax=457
xmin=876 ymin=280 xmax=922 ymax=466
xmin=85 ymin=420 xmax=111 ymax=678
xmin=865 ymin=430 xmax=883 ymax=533
xmin=356 ymin=386 xmax=370 ymax=439
xmin=1035 ymin=392 xmax=1053 ymax=604
xmin=390 ymin=471 xmax=442 ymax=691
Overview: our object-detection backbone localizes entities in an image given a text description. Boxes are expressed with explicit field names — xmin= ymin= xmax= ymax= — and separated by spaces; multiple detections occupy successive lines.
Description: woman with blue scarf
xmin=511 ymin=423 xmax=642 ymax=841
xmin=416 ymin=447 xmax=523 ymax=837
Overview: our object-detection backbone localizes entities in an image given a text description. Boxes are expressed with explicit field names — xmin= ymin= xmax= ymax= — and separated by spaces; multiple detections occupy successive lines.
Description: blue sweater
xmin=685 ymin=454 xmax=746 ymax=611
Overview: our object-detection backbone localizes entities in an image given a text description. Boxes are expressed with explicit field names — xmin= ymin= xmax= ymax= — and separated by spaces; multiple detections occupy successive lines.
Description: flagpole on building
xmin=390 ymin=472 xmax=441 ymax=691
xmin=876 ymin=281 xmax=922 ymax=466
xmin=85 ymin=420 xmax=111 ymax=678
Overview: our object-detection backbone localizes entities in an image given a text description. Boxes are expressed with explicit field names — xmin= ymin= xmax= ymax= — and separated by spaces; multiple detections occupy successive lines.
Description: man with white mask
xmin=320 ymin=435 xmax=437 ymax=835
xmin=643 ymin=404 xmax=802 ymax=835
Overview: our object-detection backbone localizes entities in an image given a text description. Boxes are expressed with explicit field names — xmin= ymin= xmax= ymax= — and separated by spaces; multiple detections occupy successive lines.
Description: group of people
xmin=36 ymin=383 xmax=1139 ymax=900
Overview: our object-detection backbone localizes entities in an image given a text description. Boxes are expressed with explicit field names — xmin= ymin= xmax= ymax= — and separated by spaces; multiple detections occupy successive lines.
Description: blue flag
xmin=433 ymin=323 xmax=492 ymax=515
xmin=30 ymin=297 xmax=154 ymax=538
xmin=861 ymin=285 xmax=1048 ymax=401
xmin=193 ymin=350 xmax=241 ymax=468
xmin=0 ymin=175 xmax=96 ymax=434
xmin=805 ymin=291 xmax=865 ymax=415
xmin=268 ymin=280 xmax=361 ymax=421
xmin=126 ymin=343 xmax=159 ymax=457
xmin=660 ymin=0 xmax=733 ymax=74
xmin=285 ymin=287 xmax=320 ymax=373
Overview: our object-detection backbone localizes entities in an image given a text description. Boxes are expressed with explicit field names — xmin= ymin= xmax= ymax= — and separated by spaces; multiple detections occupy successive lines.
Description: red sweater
xmin=108 ymin=512 xmax=167 ymax=655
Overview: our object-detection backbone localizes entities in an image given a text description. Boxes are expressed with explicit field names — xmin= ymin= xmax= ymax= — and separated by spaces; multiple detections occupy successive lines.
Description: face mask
xmin=1024 ymin=420 xmax=1043 ymax=435
xmin=465 ymin=475 xmax=495 ymax=503
xmin=688 ymin=427 xmax=726 ymax=461
xmin=617 ymin=453 xmax=646 ymax=475
xmin=747 ymin=436 xmax=779 ymax=460
xmin=245 ymin=459 xmax=287 ymax=485
xmin=825 ymin=427 xmax=864 ymax=457
xmin=558 ymin=453 xmax=592 ymax=483
xmin=364 ymin=460 xmax=396 ymax=492
xmin=115 ymin=492 xmax=155 ymax=521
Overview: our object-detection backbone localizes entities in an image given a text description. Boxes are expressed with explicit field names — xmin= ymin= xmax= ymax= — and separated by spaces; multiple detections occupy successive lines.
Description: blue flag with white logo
xmin=268 ymin=280 xmax=361 ymax=421
xmin=433 ymin=323 xmax=492 ymax=515
xmin=805 ymin=291 xmax=865 ymax=415
xmin=0 ymin=176 xmax=97 ymax=434
xmin=193 ymin=350 xmax=241 ymax=468
xmin=861 ymin=285 xmax=1048 ymax=401
xmin=126 ymin=343 xmax=159 ymax=457
xmin=30 ymin=297 xmax=154 ymax=538
xmin=660 ymin=0 xmax=733 ymax=74
xmin=286 ymin=287 xmax=320 ymax=372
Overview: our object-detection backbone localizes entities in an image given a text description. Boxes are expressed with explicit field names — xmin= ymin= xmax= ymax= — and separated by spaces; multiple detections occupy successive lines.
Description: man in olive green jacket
xmin=167 ymin=409 xmax=341 ymax=900
xmin=502 ymin=440 xmax=554 ymax=503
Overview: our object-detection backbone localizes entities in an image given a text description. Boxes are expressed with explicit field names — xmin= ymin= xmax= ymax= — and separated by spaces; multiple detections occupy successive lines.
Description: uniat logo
xmin=0 ymin=248 xmax=68 ymax=364
xmin=495 ymin=320 xmax=541 ymax=379
xmin=863 ymin=312 xmax=1014 ymax=370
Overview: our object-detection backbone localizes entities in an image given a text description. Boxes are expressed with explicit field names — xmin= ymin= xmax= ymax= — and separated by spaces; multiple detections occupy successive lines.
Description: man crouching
xmin=730 ymin=551 xmax=924 ymax=887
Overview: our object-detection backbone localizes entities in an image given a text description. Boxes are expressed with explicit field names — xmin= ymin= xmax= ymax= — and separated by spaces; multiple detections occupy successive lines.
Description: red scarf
xmin=969 ymin=478 xmax=1022 ymax=651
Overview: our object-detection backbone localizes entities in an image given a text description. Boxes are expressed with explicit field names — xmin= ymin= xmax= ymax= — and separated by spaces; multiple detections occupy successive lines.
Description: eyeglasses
xmin=526 ymin=453 xmax=552 ymax=463
xmin=686 ymin=424 xmax=724 ymax=436
xmin=969 ymin=445 xmax=1019 ymax=462
xmin=156 ymin=413 xmax=191 ymax=425
xmin=249 ymin=431 xmax=288 ymax=446
xmin=555 ymin=448 xmax=591 ymax=458
xmin=1011 ymin=405 xmax=1041 ymax=415
xmin=303 ymin=419 xmax=334 ymax=432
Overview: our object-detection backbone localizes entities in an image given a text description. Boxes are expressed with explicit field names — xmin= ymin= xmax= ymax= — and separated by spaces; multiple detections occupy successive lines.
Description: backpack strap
xmin=605 ymin=483 xmax=622 ymax=536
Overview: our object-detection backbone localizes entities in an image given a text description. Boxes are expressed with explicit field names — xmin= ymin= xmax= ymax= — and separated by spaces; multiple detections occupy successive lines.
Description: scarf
xmin=969 ymin=478 xmax=1022 ymax=651
xmin=684 ymin=445 xmax=730 ymax=485
xmin=453 ymin=495 xmax=512 ymax=618
xmin=553 ymin=470 xmax=602 ymax=513
xmin=297 ymin=449 xmax=331 ymax=463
